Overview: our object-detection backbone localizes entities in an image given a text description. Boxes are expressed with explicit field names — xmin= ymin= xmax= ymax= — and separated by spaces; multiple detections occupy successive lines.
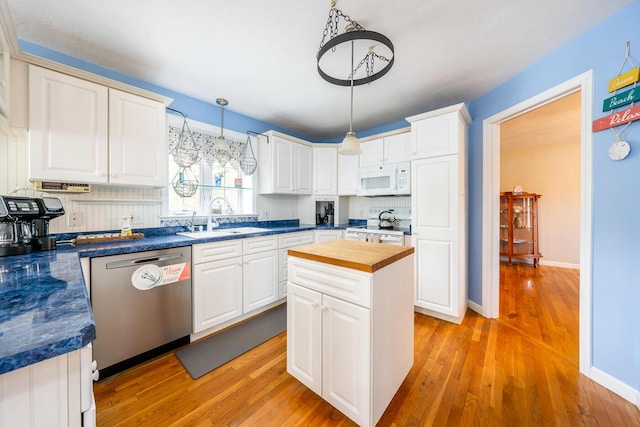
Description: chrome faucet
xmin=188 ymin=211 xmax=196 ymax=232
xmin=207 ymin=197 xmax=233 ymax=231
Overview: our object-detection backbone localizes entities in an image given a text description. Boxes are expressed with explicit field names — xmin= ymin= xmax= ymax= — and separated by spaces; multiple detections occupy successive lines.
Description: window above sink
xmin=164 ymin=115 xmax=257 ymax=217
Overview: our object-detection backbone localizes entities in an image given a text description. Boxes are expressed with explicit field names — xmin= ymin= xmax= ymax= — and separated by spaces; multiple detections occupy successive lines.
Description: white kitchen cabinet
xmin=314 ymin=229 xmax=343 ymax=242
xmin=192 ymin=239 xmax=243 ymax=333
xmin=258 ymin=131 xmax=312 ymax=195
xmin=108 ymin=88 xmax=167 ymax=186
xmin=192 ymin=232 xmax=315 ymax=336
xmin=313 ymin=145 xmax=338 ymax=195
xmin=287 ymin=252 xmax=414 ymax=427
xmin=28 ymin=65 xmax=109 ymax=183
xmin=407 ymin=103 xmax=470 ymax=324
xmin=192 ymin=256 xmax=243 ymax=333
xmin=242 ymin=235 xmax=278 ymax=313
xmin=0 ymin=21 xmax=11 ymax=127
xmin=337 ymin=152 xmax=359 ymax=195
xmin=28 ymin=65 xmax=166 ymax=186
xmin=358 ymin=130 xmax=411 ymax=167
xmin=408 ymin=103 xmax=470 ymax=159
xmin=288 ymin=281 xmax=370 ymax=420
xmin=0 ymin=345 xmax=95 ymax=427
xmin=243 ymin=248 xmax=279 ymax=313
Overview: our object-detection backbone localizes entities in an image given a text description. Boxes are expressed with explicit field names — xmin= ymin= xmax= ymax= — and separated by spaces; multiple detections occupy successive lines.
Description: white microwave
xmin=356 ymin=161 xmax=411 ymax=196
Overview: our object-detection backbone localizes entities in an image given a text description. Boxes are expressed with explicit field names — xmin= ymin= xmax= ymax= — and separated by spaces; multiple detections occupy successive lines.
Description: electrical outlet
xmin=261 ymin=210 xmax=269 ymax=219
xmin=68 ymin=212 xmax=82 ymax=227
xmin=130 ymin=212 xmax=143 ymax=225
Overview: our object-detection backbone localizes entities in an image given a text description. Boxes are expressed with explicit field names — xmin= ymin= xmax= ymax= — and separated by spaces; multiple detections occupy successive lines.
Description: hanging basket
xmin=171 ymin=166 xmax=198 ymax=198
xmin=240 ymin=136 xmax=257 ymax=175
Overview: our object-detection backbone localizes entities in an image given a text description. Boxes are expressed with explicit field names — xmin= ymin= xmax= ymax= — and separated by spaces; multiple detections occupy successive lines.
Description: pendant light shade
xmin=339 ymin=131 xmax=361 ymax=155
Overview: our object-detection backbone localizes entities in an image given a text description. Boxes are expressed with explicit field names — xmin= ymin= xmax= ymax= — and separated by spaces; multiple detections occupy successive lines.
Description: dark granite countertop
xmin=0 ymin=223 xmax=346 ymax=374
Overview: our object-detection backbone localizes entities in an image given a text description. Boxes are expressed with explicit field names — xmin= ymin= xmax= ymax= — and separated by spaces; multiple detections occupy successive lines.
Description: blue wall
xmin=20 ymin=1 xmax=640 ymax=392
xmin=467 ymin=1 xmax=640 ymax=391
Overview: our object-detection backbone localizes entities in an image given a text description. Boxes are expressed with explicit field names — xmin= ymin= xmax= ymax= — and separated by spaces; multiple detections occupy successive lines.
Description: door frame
xmin=480 ymin=70 xmax=593 ymax=375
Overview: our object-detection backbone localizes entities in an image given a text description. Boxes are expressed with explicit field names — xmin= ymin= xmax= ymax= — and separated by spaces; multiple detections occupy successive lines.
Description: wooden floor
xmin=94 ymin=263 xmax=640 ymax=426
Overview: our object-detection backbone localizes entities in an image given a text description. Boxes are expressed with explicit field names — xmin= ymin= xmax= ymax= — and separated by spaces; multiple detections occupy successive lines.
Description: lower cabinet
xmin=192 ymin=231 xmax=313 ymax=336
xmin=314 ymin=229 xmax=343 ymax=242
xmin=287 ymin=255 xmax=414 ymax=427
xmin=192 ymin=256 xmax=243 ymax=333
xmin=288 ymin=283 xmax=370 ymax=423
xmin=0 ymin=345 xmax=95 ymax=427
xmin=243 ymin=249 xmax=278 ymax=313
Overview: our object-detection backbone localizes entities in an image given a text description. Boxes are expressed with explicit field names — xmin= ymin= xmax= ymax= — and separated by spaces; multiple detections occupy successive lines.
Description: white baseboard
xmin=539 ymin=259 xmax=580 ymax=269
xmin=590 ymin=366 xmax=640 ymax=408
xmin=467 ymin=300 xmax=485 ymax=317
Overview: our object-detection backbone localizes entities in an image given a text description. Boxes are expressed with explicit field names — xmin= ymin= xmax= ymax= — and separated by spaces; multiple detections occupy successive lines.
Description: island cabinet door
xmin=287 ymin=283 xmax=322 ymax=395
xmin=322 ymin=294 xmax=371 ymax=427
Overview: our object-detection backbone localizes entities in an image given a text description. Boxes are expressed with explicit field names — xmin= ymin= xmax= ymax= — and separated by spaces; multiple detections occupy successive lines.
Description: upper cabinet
xmin=337 ymin=152 xmax=358 ymax=196
xmin=28 ymin=65 xmax=166 ymax=187
xmin=313 ymin=145 xmax=337 ymax=195
xmin=407 ymin=104 xmax=471 ymax=159
xmin=359 ymin=131 xmax=410 ymax=168
xmin=258 ymin=131 xmax=312 ymax=195
xmin=108 ymin=88 xmax=166 ymax=186
xmin=0 ymin=22 xmax=10 ymax=127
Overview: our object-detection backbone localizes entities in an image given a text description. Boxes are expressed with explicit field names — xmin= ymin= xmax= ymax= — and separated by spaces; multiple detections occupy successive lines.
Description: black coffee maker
xmin=0 ymin=195 xmax=65 ymax=256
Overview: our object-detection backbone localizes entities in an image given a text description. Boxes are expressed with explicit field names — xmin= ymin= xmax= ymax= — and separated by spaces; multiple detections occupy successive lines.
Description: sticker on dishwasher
xmin=131 ymin=262 xmax=191 ymax=290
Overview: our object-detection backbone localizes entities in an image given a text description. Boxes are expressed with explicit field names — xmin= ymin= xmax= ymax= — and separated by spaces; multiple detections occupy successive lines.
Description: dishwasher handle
xmin=106 ymin=253 xmax=183 ymax=269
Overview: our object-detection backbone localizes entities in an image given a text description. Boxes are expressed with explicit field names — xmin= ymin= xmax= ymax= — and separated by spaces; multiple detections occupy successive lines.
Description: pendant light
xmin=316 ymin=1 xmax=394 ymax=155
xmin=339 ymin=39 xmax=361 ymax=155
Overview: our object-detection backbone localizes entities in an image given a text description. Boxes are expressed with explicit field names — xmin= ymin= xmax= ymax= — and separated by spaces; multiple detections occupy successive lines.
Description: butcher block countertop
xmin=287 ymin=240 xmax=414 ymax=273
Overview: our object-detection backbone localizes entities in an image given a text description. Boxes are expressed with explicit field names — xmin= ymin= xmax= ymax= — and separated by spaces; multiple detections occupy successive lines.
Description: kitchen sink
xmin=176 ymin=227 xmax=271 ymax=239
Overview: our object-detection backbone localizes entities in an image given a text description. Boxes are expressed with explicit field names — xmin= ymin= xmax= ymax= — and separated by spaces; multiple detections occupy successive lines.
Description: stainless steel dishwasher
xmin=91 ymin=247 xmax=192 ymax=378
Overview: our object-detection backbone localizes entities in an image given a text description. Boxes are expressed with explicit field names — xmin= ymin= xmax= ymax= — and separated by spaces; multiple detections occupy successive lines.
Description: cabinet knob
xmin=321 ymin=305 xmax=328 ymax=312
xmin=312 ymin=302 xmax=319 ymax=308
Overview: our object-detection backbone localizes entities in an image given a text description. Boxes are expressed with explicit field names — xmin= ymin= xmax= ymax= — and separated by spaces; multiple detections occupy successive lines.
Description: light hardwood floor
xmin=94 ymin=263 xmax=640 ymax=426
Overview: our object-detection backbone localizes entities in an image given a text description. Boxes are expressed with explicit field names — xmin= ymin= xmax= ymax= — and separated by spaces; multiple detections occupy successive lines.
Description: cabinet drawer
xmin=192 ymin=240 xmax=243 ymax=264
xmin=243 ymin=235 xmax=278 ymax=255
xmin=288 ymin=257 xmax=371 ymax=308
xmin=279 ymin=231 xmax=314 ymax=249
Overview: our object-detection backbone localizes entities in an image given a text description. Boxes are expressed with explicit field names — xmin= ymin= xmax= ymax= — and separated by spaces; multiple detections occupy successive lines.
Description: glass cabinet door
xmin=511 ymin=197 xmax=533 ymax=255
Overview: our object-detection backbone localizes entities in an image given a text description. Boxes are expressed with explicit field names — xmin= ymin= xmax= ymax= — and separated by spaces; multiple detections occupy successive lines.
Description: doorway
xmin=480 ymin=71 xmax=594 ymax=375
xmin=498 ymin=91 xmax=582 ymax=363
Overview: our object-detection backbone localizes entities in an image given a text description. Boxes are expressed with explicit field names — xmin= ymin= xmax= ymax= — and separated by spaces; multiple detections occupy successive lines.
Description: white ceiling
xmin=4 ymin=0 xmax=634 ymax=141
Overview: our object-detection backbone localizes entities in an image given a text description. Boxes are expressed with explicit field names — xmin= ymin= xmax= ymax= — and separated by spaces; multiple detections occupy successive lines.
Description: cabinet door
xmin=359 ymin=138 xmax=383 ymax=167
xmin=338 ymin=152 xmax=359 ymax=195
xmin=273 ymin=136 xmax=294 ymax=193
xmin=411 ymin=112 xmax=462 ymax=159
xmin=0 ymin=25 xmax=10 ymax=124
xmin=286 ymin=282 xmax=322 ymax=395
xmin=295 ymin=143 xmax=313 ymax=194
xmin=411 ymin=155 xmax=466 ymax=322
xmin=322 ymin=294 xmax=370 ymax=426
xmin=193 ymin=256 xmax=243 ymax=333
xmin=243 ymin=250 xmax=279 ymax=312
xmin=383 ymin=132 xmax=411 ymax=163
xmin=0 ymin=350 xmax=81 ymax=427
xmin=28 ymin=65 xmax=109 ymax=183
xmin=109 ymin=89 xmax=166 ymax=187
xmin=313 ymin=146 xmax=337 ymax=195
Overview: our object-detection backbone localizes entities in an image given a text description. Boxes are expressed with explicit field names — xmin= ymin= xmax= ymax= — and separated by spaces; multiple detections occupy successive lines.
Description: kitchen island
xmin=286 ymin=240 xmax=414 ymax=427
